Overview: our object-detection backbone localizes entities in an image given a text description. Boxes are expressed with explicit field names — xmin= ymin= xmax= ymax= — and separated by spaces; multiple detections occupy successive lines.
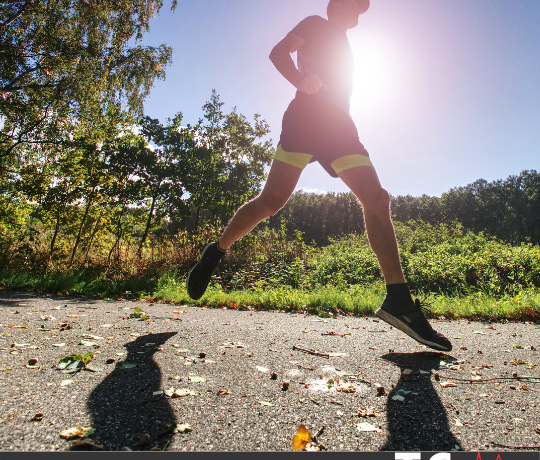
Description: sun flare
xmin=350 ymin=33 xmax=402 ymax=113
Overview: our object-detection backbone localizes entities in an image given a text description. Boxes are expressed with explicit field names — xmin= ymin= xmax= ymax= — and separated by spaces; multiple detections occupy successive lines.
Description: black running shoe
xmin=186 ymin=243 xmax=222 ymax=300
xmin=375 ymin=298 xmax=452 ymax=352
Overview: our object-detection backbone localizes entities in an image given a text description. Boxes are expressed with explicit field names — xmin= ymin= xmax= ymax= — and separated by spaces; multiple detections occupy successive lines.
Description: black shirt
xmin=290 ymin=15 xmax=355 ymax=113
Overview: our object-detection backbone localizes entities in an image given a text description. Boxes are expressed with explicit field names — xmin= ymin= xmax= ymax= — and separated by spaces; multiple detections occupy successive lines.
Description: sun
xmin=349 ymin=32 xmax=403 ymax=114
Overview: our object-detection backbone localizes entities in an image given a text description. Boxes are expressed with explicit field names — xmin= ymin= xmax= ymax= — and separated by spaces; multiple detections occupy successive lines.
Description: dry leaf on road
xmin=292 ymin=425 xmax=311 ymax=451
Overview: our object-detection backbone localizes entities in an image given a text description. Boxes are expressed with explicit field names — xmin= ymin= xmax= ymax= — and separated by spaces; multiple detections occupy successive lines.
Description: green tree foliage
xmin=185 ymin=90 xmax=274 ymax=229
xmin=268 ymin=170 xmax=540 ymax=246
xmin=1 ymin=90 xmax=275 ymax=268
xmin=393 ymin=170 xmax=540 ymax=244
xmin=0 ymin=0 xmax=176 ymax=166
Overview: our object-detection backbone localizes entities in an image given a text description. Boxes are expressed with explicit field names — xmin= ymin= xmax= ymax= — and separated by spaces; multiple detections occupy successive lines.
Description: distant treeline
xmin=266 ymin=170 xmax=540 ymax=246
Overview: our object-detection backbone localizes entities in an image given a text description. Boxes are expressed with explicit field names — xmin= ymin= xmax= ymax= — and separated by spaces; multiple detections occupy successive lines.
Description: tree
xmin=184 ymin=90 xmax=275 ymax=230
xmin=0 ymin=0 xmax=176 ymax=166
xmin=133 ymin=114 xmax=192 ymax=256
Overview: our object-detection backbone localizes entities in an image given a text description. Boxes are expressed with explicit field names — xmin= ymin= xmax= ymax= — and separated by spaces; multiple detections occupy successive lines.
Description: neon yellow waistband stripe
xmin=331 ymin=154 xmax=374 ymax=174
xmin=274 ymin=145 xmax=313 ymax=169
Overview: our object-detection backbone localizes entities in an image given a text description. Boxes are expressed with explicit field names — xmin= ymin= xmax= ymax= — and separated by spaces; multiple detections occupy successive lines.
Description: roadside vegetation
xmin=1 ymin=219 xmax=539 ymax=323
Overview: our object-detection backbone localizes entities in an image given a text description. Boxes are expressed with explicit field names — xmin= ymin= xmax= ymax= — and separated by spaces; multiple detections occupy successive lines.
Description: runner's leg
xmin=218 ymin=159 xmax=303 ymax=249
xmin=337 ymin=165 xmax=406 ymax=286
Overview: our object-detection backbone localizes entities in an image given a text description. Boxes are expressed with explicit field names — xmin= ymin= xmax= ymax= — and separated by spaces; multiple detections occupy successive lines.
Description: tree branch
xmin=0 ymin=64 xmax=48 ymax=94
xmin=0 ymin=0 xmax=37 ymax=30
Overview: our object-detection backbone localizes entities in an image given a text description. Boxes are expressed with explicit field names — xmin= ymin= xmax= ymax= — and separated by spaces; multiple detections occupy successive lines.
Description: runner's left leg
xmin=337 ymin=163 xmax=452 ymax=351
xmin=337 ymin=165 xmax=405 ymax=285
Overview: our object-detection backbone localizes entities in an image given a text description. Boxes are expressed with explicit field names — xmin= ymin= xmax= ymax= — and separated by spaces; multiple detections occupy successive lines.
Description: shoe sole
xmin=375 ymin=308 xmax=451 ymax=352
xmin=186 ymin=243 xmax=214 ymax=300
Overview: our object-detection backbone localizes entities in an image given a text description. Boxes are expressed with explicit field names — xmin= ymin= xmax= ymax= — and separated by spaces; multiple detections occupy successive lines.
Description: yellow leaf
xmin=292 ymin=424 xmax=311 ymax=451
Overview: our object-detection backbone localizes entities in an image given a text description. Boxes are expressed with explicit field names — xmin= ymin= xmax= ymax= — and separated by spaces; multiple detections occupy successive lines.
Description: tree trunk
xmin=69 ymin=190 xmax=95 ymax=266
xmin=137 ymin=193 xmax=157 ymax=258
xmin=194 ymin=205 xmax=201 ymax=232
xmin=83 ymin=211 xmax=103 ymax=265
xmin=108 ymin=204 xmax=126 ymax=265
xmin=49 ymin=210 xmax=61 ymax=263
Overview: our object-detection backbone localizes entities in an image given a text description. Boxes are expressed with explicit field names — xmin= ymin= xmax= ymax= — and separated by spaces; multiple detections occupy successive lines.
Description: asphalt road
xmin=0 ymin=288 xmax=539 ymax=452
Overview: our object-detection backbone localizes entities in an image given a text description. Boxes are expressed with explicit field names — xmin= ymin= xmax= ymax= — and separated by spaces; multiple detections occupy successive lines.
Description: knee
xmin=256 ymin=193 xmax=288 ymax=216
xmin=362 ymin=187 xmax=391 ymax=211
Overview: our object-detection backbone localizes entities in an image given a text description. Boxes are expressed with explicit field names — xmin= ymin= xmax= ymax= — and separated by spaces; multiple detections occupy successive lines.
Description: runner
xmin=187 ymin=0 xmax=452 ymax=352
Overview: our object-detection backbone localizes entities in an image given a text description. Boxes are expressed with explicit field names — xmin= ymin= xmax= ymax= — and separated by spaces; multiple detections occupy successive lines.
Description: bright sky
xmin=142 ymin=0 xmax=540 ymax=198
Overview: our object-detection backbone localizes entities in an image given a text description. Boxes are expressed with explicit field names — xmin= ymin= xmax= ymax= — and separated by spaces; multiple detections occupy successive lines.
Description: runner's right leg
xmin=186 ymin=159 xmax=303 ymax=300
xmin=218 ymin=159 xmax=303 ymax=249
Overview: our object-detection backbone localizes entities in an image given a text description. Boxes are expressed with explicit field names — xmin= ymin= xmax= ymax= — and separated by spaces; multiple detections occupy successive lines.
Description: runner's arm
xmin=269 ymin=33 xmax=326 ymax=94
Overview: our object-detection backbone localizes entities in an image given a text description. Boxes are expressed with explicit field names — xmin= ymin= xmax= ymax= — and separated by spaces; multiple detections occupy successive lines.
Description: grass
xmin=1 ymin=268 xmax=539 ymax=322
xmin=150 ymin=273 xmax=540 ymax=322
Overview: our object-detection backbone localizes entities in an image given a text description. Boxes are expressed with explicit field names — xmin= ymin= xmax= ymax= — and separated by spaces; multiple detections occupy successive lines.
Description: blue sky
xmin=141 ymin=0 xmax=540 ymax=198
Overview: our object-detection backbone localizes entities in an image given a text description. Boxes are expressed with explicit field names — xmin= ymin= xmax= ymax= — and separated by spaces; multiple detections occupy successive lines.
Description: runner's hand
xmin=297 ymin=75 xmax=327 ymax=94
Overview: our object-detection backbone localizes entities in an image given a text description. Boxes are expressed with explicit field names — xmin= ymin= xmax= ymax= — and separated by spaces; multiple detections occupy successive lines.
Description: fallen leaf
xmin=473 ymin=331 xmax=487 ymax=335
xmin=59 ymin=426 xmax=95 ymax=440
xmin=30 ymin=413 xmax=45 ymax=421
xmin=292 ymin=425 xmax=311 ymax=451
xmin=172 ymin=389 xmax=191 ymax=397
xmin=454 ymin=419 xmax=464 ymax=427
xmin=81 ymin=334 xmax=103 ymax=340
xmin=61 ymin=380 xmax=74 ymax=386
xmin=256 ymin=366 xmax=269 ymax=373
xmin=336 ymin=384 xmax=356 ymax=393
xmin=25 ymin=365 xmax=40 ymax=369
xmin=357 ymin=422 xmax=383 ymax=433
xmin=440 ymin=382 xmax=458 ymax=388
xmin=84 ymin=363 xmax=103 ymax=372
xmin=222 ymin=342 xmax=245 ymax=348
xmin=357 ymin=407 xmax=377 ymax=417
xmin=79 ymin=340 xmax=99 ymax=348
xmin=217 ymin=390 xmax=230 ymax=395
xmin=392 ymin=395 xmax=405 ymax=402
xmin=258 ymin=401 xmax=274 ymax=406
xmin=52 ymin=343 xmax=66 ymax=347
xmin=188 ymin=375 xmax=205 ymax=383
xmin=175 ymin=423 xmax=192 ymax=433
xmin=164 ymin=387 xmax=175 ymax=397
xmin=57 ymin=355 xmax=85 ymax=374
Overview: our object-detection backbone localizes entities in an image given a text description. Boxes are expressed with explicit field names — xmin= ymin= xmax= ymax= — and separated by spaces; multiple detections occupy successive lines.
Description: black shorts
xmin=277 ymin=93 xmax=372 ymax=178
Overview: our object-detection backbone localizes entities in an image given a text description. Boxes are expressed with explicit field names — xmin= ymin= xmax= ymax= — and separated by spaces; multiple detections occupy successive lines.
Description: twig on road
xmin=438 ymin=375 xmax=540 ymax=384
xmin=491 ymin=442 xmax=540 ymax=450
xmin=292 ymin=346 xmax=330 ymax=359
xmin=148 ymin=316 xmax=183 ymax=322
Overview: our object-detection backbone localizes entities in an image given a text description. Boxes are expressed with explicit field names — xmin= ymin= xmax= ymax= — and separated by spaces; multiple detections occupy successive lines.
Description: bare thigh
xmin=257 ymin=159 xmax=304 ymax=210
xmin=337 ymin=165 xmax=389 ymax=208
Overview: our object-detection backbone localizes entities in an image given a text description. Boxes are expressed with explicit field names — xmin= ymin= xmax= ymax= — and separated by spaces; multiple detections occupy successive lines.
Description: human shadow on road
xmin=379 ymin=352 xmax=462 ymax=451
xmin=0 ymin=290 xmax=40 ymax=308
xmin=84 ymin=332 xmax=178 ymax=451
